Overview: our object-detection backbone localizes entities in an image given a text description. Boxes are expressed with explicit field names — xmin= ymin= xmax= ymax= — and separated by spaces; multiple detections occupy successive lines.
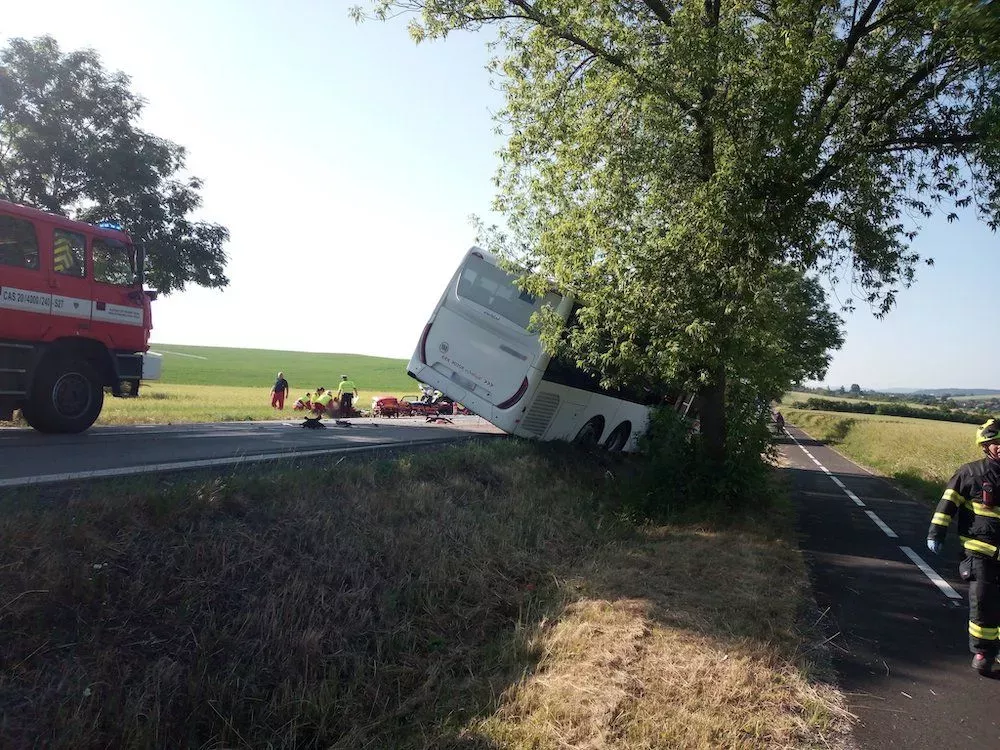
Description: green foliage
xmin=630 ymin=406 xmax=775 ymax=523
xmin=358 ymin=0 xmax=999 ymax=468
xmin=793 ymin=396 xmax=991 ymax=423
xmin=0 ymin=36 xmax=229 ymax=294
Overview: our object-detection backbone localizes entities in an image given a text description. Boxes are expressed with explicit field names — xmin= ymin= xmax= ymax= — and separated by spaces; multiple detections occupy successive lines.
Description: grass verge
xmin=786 ymin=409 xmax=982 ymax=504
xmin=0 ymin=440 xmax=850 ymax=748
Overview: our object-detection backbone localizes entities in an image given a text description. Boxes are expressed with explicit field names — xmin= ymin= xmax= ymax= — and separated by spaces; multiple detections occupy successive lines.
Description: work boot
xmin=972 ymin=652 xmax=995 ymax=675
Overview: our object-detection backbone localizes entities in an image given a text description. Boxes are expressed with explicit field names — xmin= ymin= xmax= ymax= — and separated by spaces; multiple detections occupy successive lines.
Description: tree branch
xmin=873 ymin=131 xmax=981 ymax=152
xmin=808 ymin=0 xmax=886 ymax=125
xmin=507 ymin=0 xmax=700 ymax=122
xmin=642 ymin=0 xmax=674 ymax=25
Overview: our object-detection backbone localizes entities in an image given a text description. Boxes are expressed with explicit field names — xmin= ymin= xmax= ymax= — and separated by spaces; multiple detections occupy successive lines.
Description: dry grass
xmin=1 ymin=383 xmax=403 ymax=427
xmin=0 ymin=441 xmax=851 ymax=749
xmin=475 ymin=530 xmax=849 ymax=750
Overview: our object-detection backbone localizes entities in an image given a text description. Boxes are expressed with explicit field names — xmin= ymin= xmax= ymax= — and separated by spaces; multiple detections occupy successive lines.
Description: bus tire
xmin=30 ymin=357 xmax=104 ymax=434
xmin=604 ymin=422 xmax=631 ymax=453
xmin=573 ymin=417 xmax=603 ymax=448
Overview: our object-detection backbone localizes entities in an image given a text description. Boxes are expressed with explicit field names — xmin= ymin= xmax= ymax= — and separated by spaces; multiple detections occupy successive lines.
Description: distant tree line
xmin=796 ymin=385 xmax=1000 ymax=409
xmin=791 ymin=397 xmax=990 ymax=425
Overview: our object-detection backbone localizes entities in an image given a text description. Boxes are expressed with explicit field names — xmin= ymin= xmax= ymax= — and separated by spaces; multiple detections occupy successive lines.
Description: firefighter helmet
xmin=976 ymin=418 xmax=1000 ymax=445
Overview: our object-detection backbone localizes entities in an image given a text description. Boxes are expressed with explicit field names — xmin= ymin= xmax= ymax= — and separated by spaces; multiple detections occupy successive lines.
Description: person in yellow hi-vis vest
xmin=53 ymin=233 xmax=78 ymax=275
xmin=336 ymin=375 xmax=359 ymax=416
xmin=303 ymin=387 xmax=333 ymax=429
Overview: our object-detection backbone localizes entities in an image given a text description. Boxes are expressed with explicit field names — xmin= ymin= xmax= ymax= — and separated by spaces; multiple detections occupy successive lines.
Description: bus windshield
xmin=456 ymin=254 xmax=560 ymax=329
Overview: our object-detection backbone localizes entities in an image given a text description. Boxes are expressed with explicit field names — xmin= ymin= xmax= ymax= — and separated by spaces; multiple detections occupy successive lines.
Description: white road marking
xmin=788 ymin=431 xmax=866 ymax=508
xmin=787 ymin=427 xmax=963 ymax=601
xmin=155 ymin=350 xmax=208 ymax=360
xmin=900 ymin=545 xmax=962 ymax=600
xmin=0 ymin=436 xmax=467 ymax=489
xmin=865 ymin=510 xmax=899 ymax=538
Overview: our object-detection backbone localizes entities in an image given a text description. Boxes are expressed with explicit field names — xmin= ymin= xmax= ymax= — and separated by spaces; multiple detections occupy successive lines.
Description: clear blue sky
xmin=4 ymin=1 xmax=997 ymax=390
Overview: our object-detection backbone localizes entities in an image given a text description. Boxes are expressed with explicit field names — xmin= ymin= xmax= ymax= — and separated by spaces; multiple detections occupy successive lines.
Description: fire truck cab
xmin=0 ymin=199 xmax=160 ymax=433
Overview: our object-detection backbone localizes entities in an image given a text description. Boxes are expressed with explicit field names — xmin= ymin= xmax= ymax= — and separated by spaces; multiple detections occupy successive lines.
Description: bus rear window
xmin=456 ymin=255 xmax=558 ymax=329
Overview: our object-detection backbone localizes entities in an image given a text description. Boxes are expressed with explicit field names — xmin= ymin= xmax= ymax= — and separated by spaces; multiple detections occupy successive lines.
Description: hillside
xmin=150 ymin=344 xmax=414 ymax=392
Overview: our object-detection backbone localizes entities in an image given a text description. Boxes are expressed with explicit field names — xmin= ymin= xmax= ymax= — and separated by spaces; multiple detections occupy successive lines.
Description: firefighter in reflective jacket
xmin=927 ymin=417 xmax=1000 ymax=675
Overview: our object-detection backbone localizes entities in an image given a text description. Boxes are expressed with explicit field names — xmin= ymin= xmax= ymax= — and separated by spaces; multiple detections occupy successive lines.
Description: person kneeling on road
xmin=293 ymin=392 xmax=312 ymax=411
xmin=302 ymin=387 xmax=333 ymax=429
xmin=927 ymin=417 xmax=1000 ymax=676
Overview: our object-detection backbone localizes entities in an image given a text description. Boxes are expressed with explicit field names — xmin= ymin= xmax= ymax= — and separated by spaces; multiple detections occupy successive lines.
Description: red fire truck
xmin=0 ymin=199 xmax=160 ymax=433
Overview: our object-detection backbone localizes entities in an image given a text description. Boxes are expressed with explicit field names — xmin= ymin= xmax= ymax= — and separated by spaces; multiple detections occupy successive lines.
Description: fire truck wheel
xmin=31 ymin=358 xmax=105 ymax=434
xmin=18 ymin=401 xmax=46 ymax=432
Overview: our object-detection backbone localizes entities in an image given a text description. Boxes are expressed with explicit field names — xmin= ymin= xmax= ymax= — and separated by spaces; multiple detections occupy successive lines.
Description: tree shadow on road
xmin=783 ymin=462 xmax=1000 ymax=749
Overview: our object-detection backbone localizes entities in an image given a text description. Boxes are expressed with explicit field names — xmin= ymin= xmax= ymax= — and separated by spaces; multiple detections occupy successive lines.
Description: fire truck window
xmin=93 ymin=238 xmax=135 ymax=286
xmin=53 ymin=230 xmax=86 ymax=278
xmin=0 ymin=214 xmax=40 ymax=270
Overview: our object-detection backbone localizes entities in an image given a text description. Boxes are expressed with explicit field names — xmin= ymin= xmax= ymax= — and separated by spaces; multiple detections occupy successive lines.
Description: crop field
xmin=94 ymin=383 xmax=403 ymax=425
xmin=151 ymin=343 xmax=414 ymax=391
xmin=786 ymin=409 xmax=983 ymax=503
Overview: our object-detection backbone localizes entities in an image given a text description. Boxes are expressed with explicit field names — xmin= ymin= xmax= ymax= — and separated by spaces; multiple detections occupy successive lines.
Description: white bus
xmin=407 ymin=247 xmax=696 ymax=452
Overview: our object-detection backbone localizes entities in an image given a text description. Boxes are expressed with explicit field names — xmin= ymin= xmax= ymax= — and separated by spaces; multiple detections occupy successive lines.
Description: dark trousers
xmin=966 ymin=555 xmax=1000 ymax=656
xmin=340 ymin=393 xmax=353 ymax=414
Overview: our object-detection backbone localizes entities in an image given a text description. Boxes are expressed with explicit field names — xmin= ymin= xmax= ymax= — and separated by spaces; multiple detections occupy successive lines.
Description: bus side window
xmin=53 ymin=229 xmax=86 ymax=278
xmin=93 ymin=238 xmax=134 ymax=286
xmin=0 ymin=214 xmax=40 ymax=270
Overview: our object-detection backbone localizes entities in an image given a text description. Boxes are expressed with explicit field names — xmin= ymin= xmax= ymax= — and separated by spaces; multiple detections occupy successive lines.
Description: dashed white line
xmin=786 ymin=427 xmax=961 ymax=600
xmin=900 ymin=546 xmax=962 ymax=599
xmin=865 ymin=509 xmax=899 ymax=538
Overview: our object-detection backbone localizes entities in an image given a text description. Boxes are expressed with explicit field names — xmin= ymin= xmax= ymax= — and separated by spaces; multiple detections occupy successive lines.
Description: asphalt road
xmin=784 ymin=425 xmax=1000 ymax=749
xmin=0 ymin=415 xmax=504 ymax=488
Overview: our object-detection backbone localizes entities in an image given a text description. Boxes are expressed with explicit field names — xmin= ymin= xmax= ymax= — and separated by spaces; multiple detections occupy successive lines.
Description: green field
xmin=786 ymin=409 xmax=982 ymax=503
xmin=151 ymin=343 xmax=414 ymax=392
xmin=0 ymin=345 xmax=426 ymax=427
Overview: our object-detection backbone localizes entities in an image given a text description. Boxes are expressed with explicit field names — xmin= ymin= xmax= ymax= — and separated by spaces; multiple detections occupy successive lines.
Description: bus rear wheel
xmin=573 ymin=418 xmax=604 ymax=448
xmin=29 ymin=358 xmax=104 ymax=434
xmin=604 ymin=422 xmax=632 ymax=453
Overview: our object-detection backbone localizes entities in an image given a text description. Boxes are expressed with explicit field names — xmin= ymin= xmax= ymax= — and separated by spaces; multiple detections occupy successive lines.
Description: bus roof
xmin=0 ymin=198 xmax=132 ymax=243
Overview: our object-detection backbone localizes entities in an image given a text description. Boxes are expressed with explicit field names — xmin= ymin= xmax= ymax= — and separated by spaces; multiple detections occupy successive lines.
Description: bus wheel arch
xmin=604 ymin=421 xmax=632 ymax=452
xmin=573 ymin=416 xmax=605 ymax=447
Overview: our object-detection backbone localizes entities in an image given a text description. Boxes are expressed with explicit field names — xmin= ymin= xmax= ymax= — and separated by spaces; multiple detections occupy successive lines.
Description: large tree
xmin=0 ymin=36 xmax=229 ymax=294
xmin=357 ymin=0 xmax=999 ymax=460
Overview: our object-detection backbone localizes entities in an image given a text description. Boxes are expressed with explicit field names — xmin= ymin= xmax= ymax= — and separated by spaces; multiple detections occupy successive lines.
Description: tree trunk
xmin=698 ymin=365 xmax=727 ymax=465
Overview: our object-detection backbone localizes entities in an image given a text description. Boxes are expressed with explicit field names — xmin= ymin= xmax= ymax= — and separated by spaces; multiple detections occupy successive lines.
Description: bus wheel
xmin=604 ymin=422 xmax=631 ymax=453
xmin=573 ymin=418 xmax=603 ymax=448
xmin=30 ymin=358 xmax=104 ymax=434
